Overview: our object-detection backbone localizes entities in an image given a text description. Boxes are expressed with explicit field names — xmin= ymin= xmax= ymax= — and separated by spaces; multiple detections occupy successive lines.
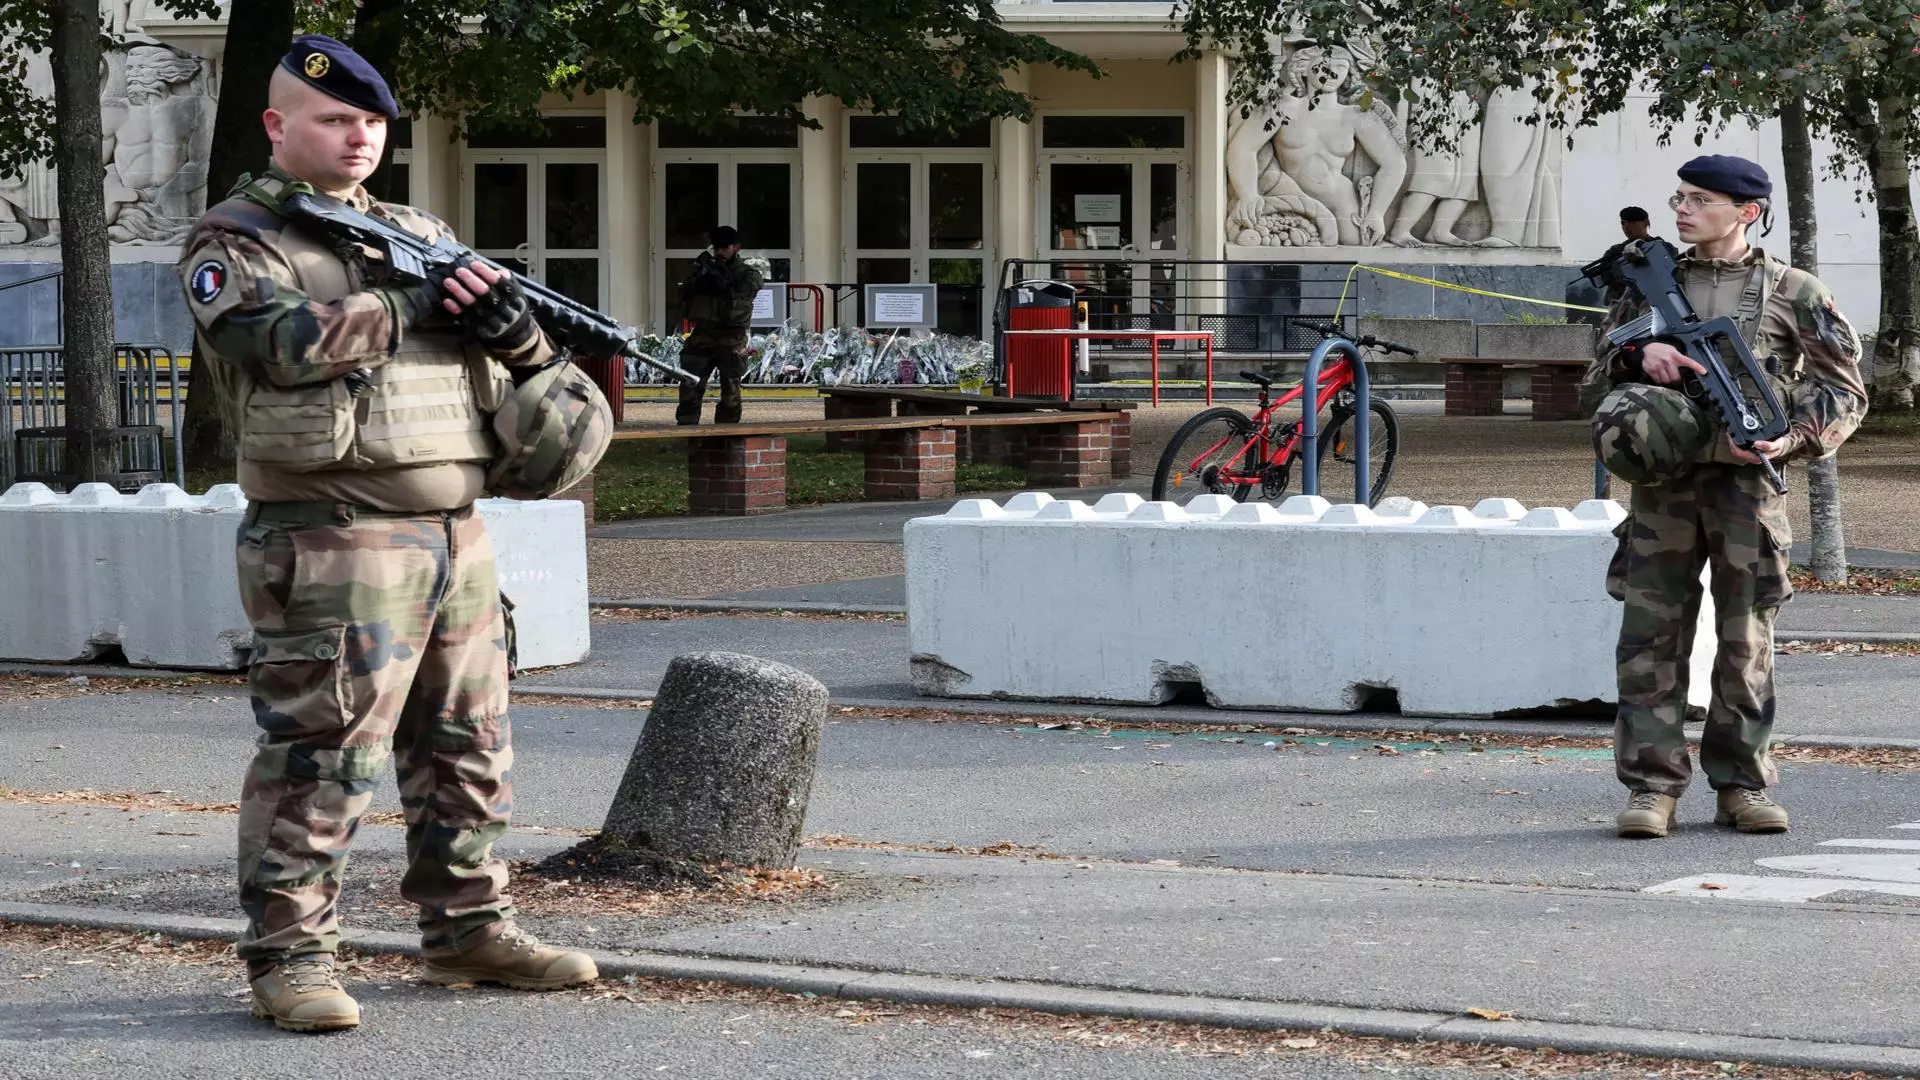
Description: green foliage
xmin=387 ymin=0 xmax=1101 ymax=138
xmin=1177 ymin=0 xmax=1920 ymax=167
xmin=0 ymin=0 xmax=217 ymax=180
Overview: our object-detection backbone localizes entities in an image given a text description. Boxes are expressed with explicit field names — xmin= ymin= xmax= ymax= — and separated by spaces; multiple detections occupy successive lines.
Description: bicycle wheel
xmin=1316 ymin=397 xmax=1399 ymax=506
xmin=1151 ymin=407 xmax=1258 ymax=503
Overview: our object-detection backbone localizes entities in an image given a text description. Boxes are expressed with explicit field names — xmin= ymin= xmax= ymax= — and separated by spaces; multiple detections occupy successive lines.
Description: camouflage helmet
xmin=487 ymin=361 xmax=612 ymax=500
xmin=1591 ymin=384 xmax=1713 ymax=486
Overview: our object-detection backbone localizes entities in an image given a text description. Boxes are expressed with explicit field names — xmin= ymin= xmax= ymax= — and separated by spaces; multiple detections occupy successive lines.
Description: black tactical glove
xmin=452 ymin=260 xmax=539 ymax=353
xmin=374 ymin=278 xmax=443 ymax=329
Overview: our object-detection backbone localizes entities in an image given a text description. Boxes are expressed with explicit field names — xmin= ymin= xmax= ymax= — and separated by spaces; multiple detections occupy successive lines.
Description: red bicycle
xmin=1149 ymin=326 xmax=1415 ymax=507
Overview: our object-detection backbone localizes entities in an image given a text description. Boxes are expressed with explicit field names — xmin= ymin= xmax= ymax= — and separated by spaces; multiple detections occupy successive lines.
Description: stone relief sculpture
xmin=0 ymin=0 xmax=214 ymax=248
xmin=1225 ymin=43 xmax=1407 ymax=248
xmin=1225 ymin=39 xmax=1563 ymax=251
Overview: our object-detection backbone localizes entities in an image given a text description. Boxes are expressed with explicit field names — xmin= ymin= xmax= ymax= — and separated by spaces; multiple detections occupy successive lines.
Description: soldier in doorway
xmin=675 ymin=225 xmax=764 ymax=425
xmin=1586 ymin=156 xmax=1868 ymax=839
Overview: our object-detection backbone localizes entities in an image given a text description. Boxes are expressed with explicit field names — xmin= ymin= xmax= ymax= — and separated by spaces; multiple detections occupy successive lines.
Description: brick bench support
xmin=688 ymin=435 xmax=787 ymax=515
xmin=1025 ymin=420 xmax=1112 ymax=489
xmin=1444 ymin=364 xmax=1505 ymax=416
xmin=865 ymin=428 xmax=957 ymax=500
xmin=823 ymin=395 xmax=892 ymax=452
xmin=1530 ymin=364 xmax=1588 ymax=421
xmin=1108 ymin=412 xmax=1133 ymax=478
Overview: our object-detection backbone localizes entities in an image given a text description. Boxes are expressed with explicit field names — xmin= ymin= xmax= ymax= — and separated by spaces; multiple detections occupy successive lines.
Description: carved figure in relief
xmin=1473 ymin=85 xmax=1562 ymax=249
xmin=1386 ymin=89 xmax=1480 ymax=246
xmin=103 ymin=43 xmax=210 ymax=243
xmin=0 ymin=49 xmax=61 ymax=246
xmin=1225 ymin=45 xmax=1407 ymax=248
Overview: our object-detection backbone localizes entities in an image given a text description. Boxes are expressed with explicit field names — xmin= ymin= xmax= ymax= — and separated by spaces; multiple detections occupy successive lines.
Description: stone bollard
xmin=598 ymin=651 xmax=828 ymax=869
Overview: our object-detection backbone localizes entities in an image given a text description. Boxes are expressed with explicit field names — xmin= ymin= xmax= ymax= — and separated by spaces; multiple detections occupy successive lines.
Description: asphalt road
xmin=0 ymin=935 xmax=1683 ymax=1080
xmin=517 ymin=615 xmax=1920 ymax=743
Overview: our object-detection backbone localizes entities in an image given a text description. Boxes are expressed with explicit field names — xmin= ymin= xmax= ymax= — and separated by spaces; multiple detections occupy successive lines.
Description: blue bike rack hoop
xmin=1297 ymin=337 xmax=1372 ymax=506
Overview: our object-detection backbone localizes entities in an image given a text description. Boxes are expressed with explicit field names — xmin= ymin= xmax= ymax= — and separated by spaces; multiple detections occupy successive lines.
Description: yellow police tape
xmin=1333 ymin=263 xmax=1610 ymax=320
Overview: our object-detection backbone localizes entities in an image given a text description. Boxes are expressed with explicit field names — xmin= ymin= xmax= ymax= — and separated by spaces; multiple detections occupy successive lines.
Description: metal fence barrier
xmin=2 ymin=343 xmax=185 ymax=492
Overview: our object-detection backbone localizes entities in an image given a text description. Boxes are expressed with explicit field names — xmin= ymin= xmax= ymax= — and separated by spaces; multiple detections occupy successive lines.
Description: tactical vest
xmin=1688 ymin=248 xmax=1796 ymax=466
xmin=194 ymin=176 xmax=508 ymax=474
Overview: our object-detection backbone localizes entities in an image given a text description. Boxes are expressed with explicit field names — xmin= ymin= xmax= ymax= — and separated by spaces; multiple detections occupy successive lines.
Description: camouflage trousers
xmin=1607 ymin=464 xmax=1794 ymax=797
xmin=234 ymin=501 xmax=516 ymax=972
xmin=675 ymin=327 xmax=748 ymax=425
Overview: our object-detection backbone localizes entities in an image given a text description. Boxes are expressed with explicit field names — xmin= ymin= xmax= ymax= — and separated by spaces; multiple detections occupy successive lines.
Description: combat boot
xmin=250 ymin=956 xmax=360 ymax=1033
xmin=1616 ymin=790 xmax=1678 ymax=838
xmin=422 ymin=926 xmax=598 ymax=991
xmin=1716 ymin=788 xmax=1790 ymax=833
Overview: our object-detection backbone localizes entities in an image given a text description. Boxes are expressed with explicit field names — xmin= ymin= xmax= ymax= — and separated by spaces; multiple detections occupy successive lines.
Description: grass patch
xmin=594 ymin=433 xmax=1027 ymax=521
xmin=1856 ymin=407 xmax=1920 ymax=441
xmin=170 ymin=435 xmax=1027 ymax=519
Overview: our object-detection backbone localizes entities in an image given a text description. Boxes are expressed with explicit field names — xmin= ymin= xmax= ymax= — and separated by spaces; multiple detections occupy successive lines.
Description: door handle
xmin=513 ymin=242 xmax=532 ymax=276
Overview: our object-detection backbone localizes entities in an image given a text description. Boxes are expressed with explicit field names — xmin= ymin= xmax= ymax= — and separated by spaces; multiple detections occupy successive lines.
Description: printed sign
xmin=750 ymin=285 xmax=789 ymax=328
xmin=863 ymin=283 xmax=937 ymax=327
xmin=873 ymin=292 xmax=925 ymax=323
xmin=1073 ymin=194 xmax=1123 ymax=223
xmin=1084 ymin=226 xmax=1122 ymax=249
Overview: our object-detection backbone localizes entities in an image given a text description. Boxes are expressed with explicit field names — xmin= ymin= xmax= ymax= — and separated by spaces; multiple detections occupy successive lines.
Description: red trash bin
xmin=580 ymin=353 xmax=626 ymax=423
xmin=1003 ymin=282 xmax=1076 ymax=400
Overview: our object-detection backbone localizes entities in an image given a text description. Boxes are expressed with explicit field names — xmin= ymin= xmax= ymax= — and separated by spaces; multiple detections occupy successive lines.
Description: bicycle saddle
xmin=1239 ymin=370 xmax=1273 ymax=388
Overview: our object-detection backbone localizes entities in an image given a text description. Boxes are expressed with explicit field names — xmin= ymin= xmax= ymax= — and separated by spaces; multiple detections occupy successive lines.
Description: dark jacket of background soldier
xmin=675 ymin=250 xmax=765 ymax=425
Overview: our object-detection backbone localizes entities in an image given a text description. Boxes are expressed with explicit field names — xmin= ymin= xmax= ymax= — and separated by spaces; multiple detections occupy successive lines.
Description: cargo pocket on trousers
xmin=1755 ymin=510 xmax=1794 ymax=609
xmin=248 ymin=625 xmax=352 ymax=738
xmin=500 ymin=592 xmax=520 ymax=681
xmin=1605 ymin=515 xmax=1633 ymax=601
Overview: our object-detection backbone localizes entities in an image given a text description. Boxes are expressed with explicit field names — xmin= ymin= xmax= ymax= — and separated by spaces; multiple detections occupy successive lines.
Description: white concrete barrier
xmin=903 ymin=492 xmax=1716 ymax=718
xmin=0 ymin=483 xmax=589 ymax=672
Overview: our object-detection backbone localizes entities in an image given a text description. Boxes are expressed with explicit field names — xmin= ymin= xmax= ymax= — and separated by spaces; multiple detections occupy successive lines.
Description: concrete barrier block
xmin=0 ymin=484 xmax=591 ymax=674
xmin=1004 ymin=492 xmax=1054 ymax=514
xmin=1093 ymin=493 xmax=1144 ymax=515
xmin=903 ymin=494 xmax=1717 ymax=718
xmin=1182 ymin=494 xmax=1240 ymax=518
xmin=1573 ymin=499 xmax=1627 ymax=525
xmin=943 ymin=499 xmax=1007 ymax=520
xmin=1276 ymin=495 xmax=1330 ymax=520
xmin=477 ymin=498 xmax=590 ymax=672
xmin=1035 ymin=500 xmax=1098 ymax=521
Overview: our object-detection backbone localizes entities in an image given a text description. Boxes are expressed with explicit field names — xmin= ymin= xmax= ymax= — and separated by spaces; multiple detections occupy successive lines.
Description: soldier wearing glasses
xmin=1584 ymin=156 xmax=1868 ymax=839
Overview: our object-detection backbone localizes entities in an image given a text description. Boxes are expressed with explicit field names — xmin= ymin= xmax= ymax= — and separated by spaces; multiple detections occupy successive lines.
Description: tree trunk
xmin=1867 ymin=92 xmax=1920 ymax=411
xmin=352 ymin=0 xmax=407 ymax=203
xmin=1780 ymin=94 xmax=1847 ymax=584
xmin=49 ymin=0 xmax=118 ymax=487
xmin=180 ymin=0 xmax=295 ymax=477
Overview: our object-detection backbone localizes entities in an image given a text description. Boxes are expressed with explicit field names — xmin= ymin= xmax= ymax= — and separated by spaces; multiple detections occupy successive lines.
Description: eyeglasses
xmin=1668 ymin=193 xmax=1743 ymax=211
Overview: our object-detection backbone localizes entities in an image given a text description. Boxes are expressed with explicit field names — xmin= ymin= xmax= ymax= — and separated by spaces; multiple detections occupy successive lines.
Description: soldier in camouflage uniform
xmin=175 ymin=35 xmax=595 ymax=1032
xmin=675 ymin=225 xmax=764 ymax=425
xmin=1583 ymin=156 xmax=1868 ymax=839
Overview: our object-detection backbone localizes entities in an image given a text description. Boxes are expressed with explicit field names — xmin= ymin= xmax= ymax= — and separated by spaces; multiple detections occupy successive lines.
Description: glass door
xmin=846 ymin=154 xmax=990 ymax=336
xmin=1041 ymin=155 xmax=1185 ymax=330
xmin=655 ymin=156 xmax=796 ymax=332
xmin=464 ymin=152 xmax=606 ymax=308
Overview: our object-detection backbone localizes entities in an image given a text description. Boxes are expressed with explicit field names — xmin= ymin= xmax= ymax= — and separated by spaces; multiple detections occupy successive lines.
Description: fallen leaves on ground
xmin=0 ymin=673 xmax=242 ymax=706
xmin=805 ymin=834 xmax=1062 ymax=861
xmin=0 ymin=922 xmax=1891 ymax=1078
xmin=1465 ymin=1006 xmax=1513 ymax=1021
xmin=1788 ymin=567 xmax=1920 ymax=597
xmin=0 ymin=788 xmax=238 ymax=814
xmin=1776 ymin=639 xmax=1920 ymax=657
xmin=590 ymin=607 xmax=903 ymax=623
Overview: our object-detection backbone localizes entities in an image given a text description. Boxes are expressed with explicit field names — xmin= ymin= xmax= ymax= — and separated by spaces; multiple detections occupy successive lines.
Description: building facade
xmin=0 ymin=0 xmax=1908 ymax=354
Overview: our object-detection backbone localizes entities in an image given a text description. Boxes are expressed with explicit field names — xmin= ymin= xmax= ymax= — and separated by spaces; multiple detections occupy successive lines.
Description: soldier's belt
xmin=244 ymin=500 xmax=468 ymax=528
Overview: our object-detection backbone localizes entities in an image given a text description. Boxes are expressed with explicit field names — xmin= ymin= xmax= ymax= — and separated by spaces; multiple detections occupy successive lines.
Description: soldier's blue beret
xmin=1677 ymin=155 xmax=1771 ymax=200
xmin=279 ymin=34 xmax=399 ymax=120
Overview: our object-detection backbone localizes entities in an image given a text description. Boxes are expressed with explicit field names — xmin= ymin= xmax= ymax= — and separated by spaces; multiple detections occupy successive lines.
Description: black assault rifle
xmin=282 ymin=190 xmax=697 ymax=384
xmin=1576 ymin=239 xmax=1791 ymax=494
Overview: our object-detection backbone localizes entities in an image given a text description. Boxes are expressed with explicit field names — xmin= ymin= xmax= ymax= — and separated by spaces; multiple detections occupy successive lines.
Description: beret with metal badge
xmin=279 ymin=33 xmax=399 ymax=120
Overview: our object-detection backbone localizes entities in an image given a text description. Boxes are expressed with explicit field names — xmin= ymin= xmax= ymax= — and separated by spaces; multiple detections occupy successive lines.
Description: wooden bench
xmin=820 ymin=386 xmax=1139 ymax=475
xmin=1439 ymin=356 xmax=1593 ymax=421
xmin=611 ymin=411 xmax=1128 ymax=516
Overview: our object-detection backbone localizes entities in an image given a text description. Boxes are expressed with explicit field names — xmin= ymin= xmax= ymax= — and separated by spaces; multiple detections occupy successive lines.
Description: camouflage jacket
xmin=1582 ymin=244 xmax=1868 ymax=464
xmin=177 ymin=168 xmax=555 ymax=477
xmin=678 ymin=250 xmax=764 ymax=329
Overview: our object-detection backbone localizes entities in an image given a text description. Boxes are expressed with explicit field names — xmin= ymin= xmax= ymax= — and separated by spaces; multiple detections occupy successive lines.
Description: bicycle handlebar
xmin=1308 ymin=322 xmax=1420 ymax=358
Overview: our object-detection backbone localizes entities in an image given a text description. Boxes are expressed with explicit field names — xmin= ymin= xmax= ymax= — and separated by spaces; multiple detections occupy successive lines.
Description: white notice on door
xmin=752 ymin=287 xmax=776 ymax=321
xmin=1074 ymin=194 xmax=1123 ymax=223
xmin=872 ymin=291 xmax=925 ymax=324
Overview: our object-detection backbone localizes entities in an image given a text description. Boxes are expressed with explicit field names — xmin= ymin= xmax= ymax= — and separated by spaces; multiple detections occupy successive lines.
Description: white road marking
xmin=1644 ymin=822 xmax=1920 ymax=902
xmin=1756 ymin=852 xmax=1920 ymax=883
